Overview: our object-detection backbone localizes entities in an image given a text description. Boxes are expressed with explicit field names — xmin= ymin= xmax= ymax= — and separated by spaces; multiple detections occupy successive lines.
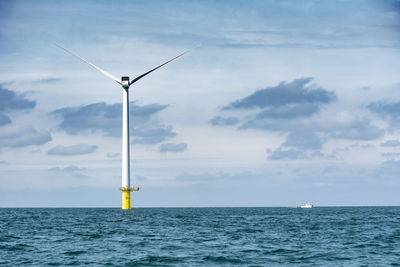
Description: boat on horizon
xmin=300 ymin=203 xmax=313 ymax=208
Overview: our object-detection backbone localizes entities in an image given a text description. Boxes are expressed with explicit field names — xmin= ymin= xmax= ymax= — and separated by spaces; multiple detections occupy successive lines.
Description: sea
xmin=0 ymin=207 xmax=399 ymax=266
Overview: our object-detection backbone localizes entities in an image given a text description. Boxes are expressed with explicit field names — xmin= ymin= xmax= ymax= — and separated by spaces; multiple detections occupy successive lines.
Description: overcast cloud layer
xmin=51 ymin=102 xmax=176 ymax=144
xmin=0 ymin=0 xmax=399 ymax=207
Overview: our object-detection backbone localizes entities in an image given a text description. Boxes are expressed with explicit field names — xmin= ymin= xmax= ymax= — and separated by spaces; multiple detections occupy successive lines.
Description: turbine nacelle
xmin=121 ymin=76 xmax=130 ymax=89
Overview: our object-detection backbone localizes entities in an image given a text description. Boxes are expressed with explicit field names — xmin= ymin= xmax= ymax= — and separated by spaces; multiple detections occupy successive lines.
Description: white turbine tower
xmin=56 ymin=44 xmax=194 ymax=209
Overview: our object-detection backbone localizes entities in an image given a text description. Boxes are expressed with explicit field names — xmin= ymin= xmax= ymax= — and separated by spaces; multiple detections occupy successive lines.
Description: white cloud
xmin=47 ymin=144 xmax=98 ymax=156
xmin=0 ymin=125 xmax=51 ymax=148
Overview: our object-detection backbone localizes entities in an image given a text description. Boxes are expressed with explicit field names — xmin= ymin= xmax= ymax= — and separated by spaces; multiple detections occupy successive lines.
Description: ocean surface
xmin=0 ymin=207 xmax=399 ymax=266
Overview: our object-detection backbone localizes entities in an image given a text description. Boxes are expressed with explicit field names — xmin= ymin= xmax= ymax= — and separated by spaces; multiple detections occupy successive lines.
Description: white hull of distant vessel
xmin=301 ymin=203 xmax=313 ymax=208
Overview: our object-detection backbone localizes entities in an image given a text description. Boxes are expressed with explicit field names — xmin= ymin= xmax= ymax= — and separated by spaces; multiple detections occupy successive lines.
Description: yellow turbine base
xmin=120 ymin=187 xmax=139 ymax=210
xmin=122 ymin=190 xmax=131 ymax=209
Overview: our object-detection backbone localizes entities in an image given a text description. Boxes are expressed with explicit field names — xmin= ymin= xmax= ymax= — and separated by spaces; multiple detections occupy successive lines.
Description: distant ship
xmin=300 ymin=203 xmax=313 ymax=208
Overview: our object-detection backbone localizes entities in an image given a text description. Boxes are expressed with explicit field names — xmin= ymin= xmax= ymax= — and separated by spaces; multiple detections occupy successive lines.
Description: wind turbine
xmin=56 ymin=44 xmax=194 ymax=209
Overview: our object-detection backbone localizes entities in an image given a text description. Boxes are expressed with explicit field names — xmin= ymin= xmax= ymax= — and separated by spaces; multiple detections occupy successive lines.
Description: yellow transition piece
xmin=120 ymin=187 xmax=139 ymax=210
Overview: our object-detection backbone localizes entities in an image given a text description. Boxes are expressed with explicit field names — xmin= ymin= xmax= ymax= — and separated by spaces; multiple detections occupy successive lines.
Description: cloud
xmin=265 ymin=131 xmax=325 ymax=161
xmin=63 ymin=165 xmax=86 ymax=172
xmin=367 ymin=101 xmax=400 ymax=114
xmin=239 ymin=117 xmax=299 ymax=131
xmin=106 ymin=152 xmax=120 ymax=158
xmin=216 ymin=78 xmax=386 ymax=160
xmin=239 ymin=116 xmax=384 ymax=142
xmin=218 ymin=78 xmax=338 ymax=132
xmin=374 ymin=160 xmax=400 ymax=178
xmin=159 ymin=142 xmax=187 ymax=152
xmin=48 ymin=165 xmax=88 ymax=178
xmin=361 ymin=144 xmax=374 ymax=149
xmin=47 ymin=144 xmax=98 ymax=156
xmin=33 ymin=78 xmax=61 ymax=84
xmin=51 ymin=102 xmax=176 ymax=144
xmin=267 ymin=147 xmax=323 ymax=160
xmin=135 ymin=175 xmax=147 ymax=181
xmin=0 ymin=85 xmax=36 ymax=112
xmin=175 ymin=171 xmax=255 ymax=182
xmin=329 ymin=120 xmax=384 ymax=141
xmin=221 ymin=78 xmax=336 ymax=128
xmin=224 ymin=78 xmax=336 ymax=110
xmin=339 ymin=143 xmax=374 ymax=150
xmin=210 ymin=116 xmax=239 ymax=126
xmin=255 ymin=104 xmax=320 ymax=119
xmin=381 ymin=152 xmax=400 ymax=158
xmin=381 ymin=140 xmax=400 ymax=147
xmin=282 ymin=132 xmax=324 ymax=150
xmin=0 ymin=113 xmax=11 ymax=127
xmin=49 ymin=165 xmax=86 ymax=172
xmin=0 ymin=125 xmax=51 ymax=148
xmin=267 ymin=148 xmax=308 ymax=160
xmin=266 ymin=119 xmax=383 ymax=160
xmin=132 ymin=103 xmax=169 ymax=122
xmin=0 ymin=85 xmax=36 ymax=127
xmin=51 ymin=102 xmax=120 ymax=136
xmin=133 ymin=125 xmax=176 ymax=144
xmin=367 ymin=101 xmax=400 ymax=125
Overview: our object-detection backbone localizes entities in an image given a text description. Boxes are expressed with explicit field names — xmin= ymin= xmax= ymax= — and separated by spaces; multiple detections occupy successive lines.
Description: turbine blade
xmin=129 ymin=46 xmax=198 ymax=86
xmin=54 ymin=43 xmax=121 ymax=85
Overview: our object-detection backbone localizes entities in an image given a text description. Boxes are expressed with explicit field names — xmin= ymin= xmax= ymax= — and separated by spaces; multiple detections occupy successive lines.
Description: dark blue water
xmin=1 ymin=207 xmax=399 ymax=266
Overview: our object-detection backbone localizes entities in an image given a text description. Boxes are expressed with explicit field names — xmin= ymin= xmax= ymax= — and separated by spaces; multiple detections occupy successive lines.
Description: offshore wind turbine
xmin=56 ymin=44 xmax=194 ymax=209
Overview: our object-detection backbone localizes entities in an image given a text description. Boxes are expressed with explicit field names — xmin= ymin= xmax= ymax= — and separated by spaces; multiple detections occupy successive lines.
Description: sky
xmin=0 ymin=0 xmax=399 ymax=207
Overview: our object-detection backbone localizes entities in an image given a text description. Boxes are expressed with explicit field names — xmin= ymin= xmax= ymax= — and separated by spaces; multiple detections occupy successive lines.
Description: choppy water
xmin=1 ymin=207 xmax=400 ymax=266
